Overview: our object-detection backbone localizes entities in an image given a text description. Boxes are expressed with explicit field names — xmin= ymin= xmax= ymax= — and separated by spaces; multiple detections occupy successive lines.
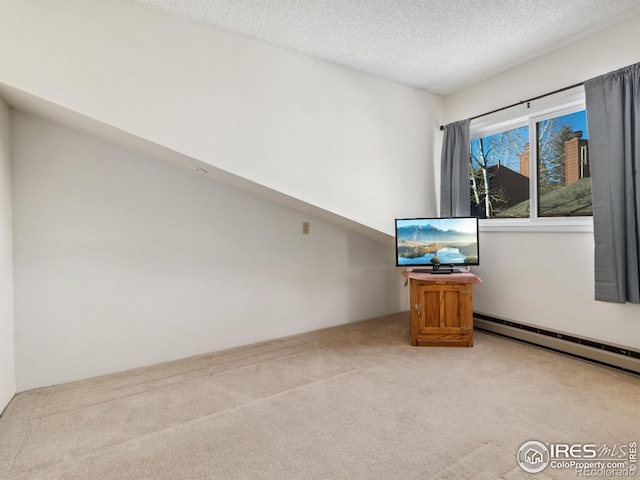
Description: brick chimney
xmin=565 ymin=131 xmax=589 ymax=186
xmin=519 ymin=144 xmax=530 ymax=178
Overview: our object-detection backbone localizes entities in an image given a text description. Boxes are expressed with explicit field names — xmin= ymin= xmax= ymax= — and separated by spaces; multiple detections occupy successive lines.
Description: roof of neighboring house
xmin=497 ymin=177 xmax=593 ymax=218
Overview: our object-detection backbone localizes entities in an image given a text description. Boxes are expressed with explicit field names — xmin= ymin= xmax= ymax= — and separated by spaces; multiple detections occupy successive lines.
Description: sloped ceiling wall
xmin=0 ymin=0 xmax=442 ymax=238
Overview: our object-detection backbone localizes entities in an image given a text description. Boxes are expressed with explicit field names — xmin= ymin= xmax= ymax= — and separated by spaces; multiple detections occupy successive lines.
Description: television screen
xmin=395 ymin=217 xmax=479 ymax=270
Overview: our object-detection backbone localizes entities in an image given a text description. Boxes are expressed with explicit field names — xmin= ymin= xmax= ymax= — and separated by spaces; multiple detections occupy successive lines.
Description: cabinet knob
xmin=414 ymin=303 xmax=421 ymax=314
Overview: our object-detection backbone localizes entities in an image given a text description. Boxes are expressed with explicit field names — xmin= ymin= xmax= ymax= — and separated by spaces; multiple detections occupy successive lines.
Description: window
xmin=536 ymin=111 xmax=591 ymax=218
xmin=471 ymin=124 xmax=529 ymax=219
xmin=469 ymin=91 xmax=592 ymax=231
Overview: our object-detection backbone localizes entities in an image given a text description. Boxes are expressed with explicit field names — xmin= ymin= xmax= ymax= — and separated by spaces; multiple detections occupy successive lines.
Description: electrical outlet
xmin=302 ymin=222 xmax=310 ymax=234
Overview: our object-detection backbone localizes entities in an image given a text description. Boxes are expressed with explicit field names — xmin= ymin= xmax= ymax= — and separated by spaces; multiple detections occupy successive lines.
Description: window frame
xmin=469 ymin=88 xmax=593 ymax=233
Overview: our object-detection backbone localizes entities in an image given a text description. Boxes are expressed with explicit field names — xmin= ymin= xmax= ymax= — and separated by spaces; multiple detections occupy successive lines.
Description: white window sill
xmin=479 ymin=217 xmax=593 ymax=233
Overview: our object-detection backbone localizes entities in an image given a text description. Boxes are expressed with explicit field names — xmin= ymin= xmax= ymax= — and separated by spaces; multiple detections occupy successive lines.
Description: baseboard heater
xmin=473 ymin=313 xmax=640 ymax=376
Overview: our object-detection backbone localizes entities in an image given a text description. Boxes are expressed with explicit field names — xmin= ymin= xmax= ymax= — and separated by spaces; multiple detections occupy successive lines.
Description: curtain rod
xmin=439 ymin=81 xmax=584 ymax=131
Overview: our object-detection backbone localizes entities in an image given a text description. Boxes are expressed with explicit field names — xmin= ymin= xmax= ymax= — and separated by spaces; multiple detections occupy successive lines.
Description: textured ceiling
xmin=126 ymin=0 xmax=640 ymax=95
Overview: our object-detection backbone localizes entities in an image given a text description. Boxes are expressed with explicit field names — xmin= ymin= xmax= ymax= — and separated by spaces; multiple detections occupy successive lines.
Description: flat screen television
xmin=395 ymin=217 xmax=479 ymax=273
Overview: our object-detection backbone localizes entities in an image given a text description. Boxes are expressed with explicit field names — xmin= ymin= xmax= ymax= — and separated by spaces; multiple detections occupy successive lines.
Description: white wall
xmin=0 ymin=0 xmax=440 ymax=236
xmin=444 ymin=14 xmax=640 ymax=349
xmin=0 ymin=97 xmax=15 ymax=410
xmin=1 ymin=0 xmax=437 ymax=392
xmin=11 ymin=111 xmax=405 ymax=391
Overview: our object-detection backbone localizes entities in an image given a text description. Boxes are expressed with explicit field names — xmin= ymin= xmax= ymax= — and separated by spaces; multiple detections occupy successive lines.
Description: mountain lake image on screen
xmin=395 ymin=217 xmax=480 ymax=270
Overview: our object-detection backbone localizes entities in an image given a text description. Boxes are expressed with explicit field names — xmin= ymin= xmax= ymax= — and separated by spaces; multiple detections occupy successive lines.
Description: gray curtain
xmin=440 ymin=119 xmax=471 ymax=217
xmin=584 ymin=62 xmax=640 ymax=303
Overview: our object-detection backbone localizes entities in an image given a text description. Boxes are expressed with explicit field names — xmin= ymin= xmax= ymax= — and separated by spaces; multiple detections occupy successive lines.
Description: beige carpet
xmin=1 ymin=313 xmax=638 ymax=479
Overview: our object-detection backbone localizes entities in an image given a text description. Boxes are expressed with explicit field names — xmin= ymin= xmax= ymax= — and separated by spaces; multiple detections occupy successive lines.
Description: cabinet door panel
xmin=410 ymin=280 xmax=473 ymax=347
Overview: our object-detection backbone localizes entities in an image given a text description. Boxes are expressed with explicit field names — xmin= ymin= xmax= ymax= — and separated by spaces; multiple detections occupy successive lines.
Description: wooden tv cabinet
xmin=403 ymin=269 xmax=481 ymax=347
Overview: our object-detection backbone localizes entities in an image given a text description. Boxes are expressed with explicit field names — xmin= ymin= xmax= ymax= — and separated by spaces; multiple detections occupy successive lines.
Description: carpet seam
xmin=1 ymin=391 xmax=43 ymax=480
xmin=28 ymin=349 xmax=330 ymax=419
xmin=37 ymin=338 xmax=316 ymax=399
xmin=3 ymin=367 xmax=363 ymax=480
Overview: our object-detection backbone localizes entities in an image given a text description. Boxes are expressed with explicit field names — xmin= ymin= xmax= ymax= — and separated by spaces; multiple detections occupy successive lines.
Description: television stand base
xmin=412 ymin=268 xmax=461 ymax=274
